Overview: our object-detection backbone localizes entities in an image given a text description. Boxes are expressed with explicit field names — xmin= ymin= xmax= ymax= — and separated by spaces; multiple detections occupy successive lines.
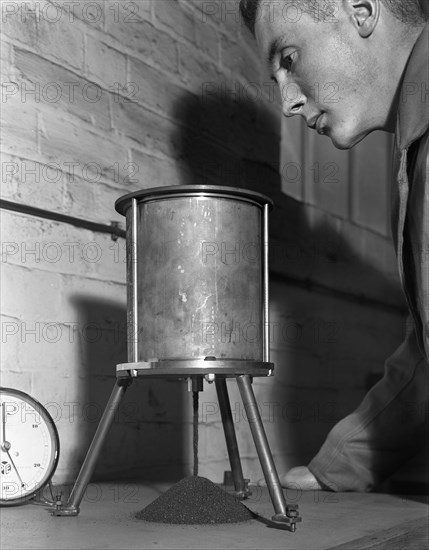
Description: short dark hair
xmin=239 ymin=0 xmax=426 ymax=35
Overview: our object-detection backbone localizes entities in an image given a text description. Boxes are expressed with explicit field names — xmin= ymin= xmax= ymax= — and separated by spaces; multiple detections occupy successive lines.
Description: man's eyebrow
xmin=268 ymin=37 xmax=284 ymax=66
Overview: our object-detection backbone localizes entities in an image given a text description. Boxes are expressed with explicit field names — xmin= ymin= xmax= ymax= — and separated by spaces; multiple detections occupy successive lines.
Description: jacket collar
xmin=396 ymin=21 xmax=429 ymax=151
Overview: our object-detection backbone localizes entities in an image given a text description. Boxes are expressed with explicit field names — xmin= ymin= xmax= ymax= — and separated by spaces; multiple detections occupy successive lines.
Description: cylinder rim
xmin=115 ymin=185 xmax=274 ymax=216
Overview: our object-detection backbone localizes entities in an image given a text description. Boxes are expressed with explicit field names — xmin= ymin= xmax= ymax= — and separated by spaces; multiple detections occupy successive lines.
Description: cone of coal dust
xmin=136 ymin=391 xmax=254 ymax=524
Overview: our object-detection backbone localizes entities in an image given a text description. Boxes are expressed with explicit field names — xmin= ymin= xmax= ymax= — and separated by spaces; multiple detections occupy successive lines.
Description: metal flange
xmin=116 ymin=359 xmax=274 ymax=378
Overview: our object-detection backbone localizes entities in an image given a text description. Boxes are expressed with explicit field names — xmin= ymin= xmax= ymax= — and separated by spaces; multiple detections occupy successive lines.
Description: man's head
xmin=240 ymin=0 xmax=426 ymax=149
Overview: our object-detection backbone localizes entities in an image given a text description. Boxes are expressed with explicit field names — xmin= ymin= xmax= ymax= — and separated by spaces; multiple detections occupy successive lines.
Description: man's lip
xmin=308 ymin=114 xmax=325 ymax=133
xmin=308 ymin=114 xmax=321 ymax=129
xmin=307 ymin=115 xmax=319 ymax=129
xmin=316 ymin=114 xmax=325 ymax=134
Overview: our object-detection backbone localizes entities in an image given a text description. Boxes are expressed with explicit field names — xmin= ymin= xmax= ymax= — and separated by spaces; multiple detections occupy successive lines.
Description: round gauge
xmin=0 ymin=387 xmax=59 ymax=505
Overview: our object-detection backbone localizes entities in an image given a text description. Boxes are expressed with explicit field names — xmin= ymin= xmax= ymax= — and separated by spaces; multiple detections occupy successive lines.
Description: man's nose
xmin=279 ymin=81 xmax=306 ymax=117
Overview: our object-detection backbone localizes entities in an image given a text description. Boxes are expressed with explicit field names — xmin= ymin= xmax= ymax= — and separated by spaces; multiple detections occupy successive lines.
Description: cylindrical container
xmin=115 ymin=186 xmax=273 ymax=365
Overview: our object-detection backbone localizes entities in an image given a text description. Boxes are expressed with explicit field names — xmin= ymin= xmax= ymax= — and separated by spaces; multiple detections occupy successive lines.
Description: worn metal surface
xmin=123 ymin=188 xmax=270 ymax=362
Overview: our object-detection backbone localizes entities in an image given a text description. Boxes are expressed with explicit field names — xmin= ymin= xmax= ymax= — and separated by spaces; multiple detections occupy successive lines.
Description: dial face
xmin=0 ymin=388 xmax=59 ymax=504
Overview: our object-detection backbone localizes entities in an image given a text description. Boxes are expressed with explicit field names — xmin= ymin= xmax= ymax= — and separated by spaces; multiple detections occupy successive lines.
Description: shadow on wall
xmin=172 ymin=91 xmax=407 ymax=484
xmin=69 ymin=296 xmax=190 ymax=482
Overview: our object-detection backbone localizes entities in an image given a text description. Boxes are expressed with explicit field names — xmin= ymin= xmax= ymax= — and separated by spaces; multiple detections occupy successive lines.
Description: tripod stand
xmin=52 ymin=186 xmax=301 ymax=531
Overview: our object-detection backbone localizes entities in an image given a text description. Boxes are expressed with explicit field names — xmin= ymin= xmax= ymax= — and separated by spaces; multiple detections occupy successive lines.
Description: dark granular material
xmin=136 ymin=476 xmax=254 ymax=524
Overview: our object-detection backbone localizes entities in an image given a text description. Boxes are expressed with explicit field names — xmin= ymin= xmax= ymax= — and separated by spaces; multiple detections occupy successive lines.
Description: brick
xmin=0 ymin=37 xmax=12 ymax=81
xmin=105 ymin=14 xmax=178 ymax=74
xmin=91 ymin=232 xmax=127 ymax=284
xmin=1 ymin=1 xmax=39 ymax=47
xmin=351 ymin=131 xmax=391 ymax=236
xmin=185 ymin=0 xmax=241 ymax=35
xmin=178 ymin=40 xmax=224 ymax=90
xmin=64 ymin=179 xmax=123 ymax=227
xmin=202 ymin=76 xmax=275 ymax=146
xmin=333 ymin=218 xmax=403 ymax=304
xmin=198 ymin=80 xmax=235 ymax=142
xmin=1 ymin=88 xmax=39 ymax=158
xmin=47 ymin=0 xmax=105 ymax=30
xmin=0 ymin=210 xmax=101 ymax=277
xmin=62 ymin=317 xmax=128 ymax=373
xmin=232 ymin=123 xmax=280 ymax=171
xmin=111 ymin=99 xmax=181 ymax=157
xmin=36 ymin=9 xmax=85 ymax=71
xmin=130 ymin=148 xmax=191 ymax=188
xmin=85 ymin=35 xmax=127 ymax=90
xmin=1 ymin=263 xmax=63 ymax=321
xmin=239 ymin=19 xmax=260 ymax=56
xmin=183 ymin=0 xmax=223 ymax=26
xmin=1 ymin=315 xmax=22 ymax=372
xmin=220 ymin=32 xmax=261 ymax=83
xmin=194 ymin=14 xmax=219 ymax=60
xmin=39 ymin=114 xmax=129 ymax=185
xmin=30 ymin=377 xmax=82 ymax=426
xmin=269 ymin=279 xmax=404 ymax=362
xmin=87 ymin=182 xmax=128 ymax=223
xmin=216 ymin=0 xmax=244 ymax=36
xmin=1 ymin=153 xmax=66 ymax=210
xmin=154 ymin=0 xmax=195 ymax=41
xmin=17 ymin=329 xmax=80 ymax=374
xmin=0 ymin=372 xmax=32 ymax=395
xmin=14 ymin=48 xmax=111 ymax=131
xmin=105 ymin=0 xmax=152 ymax=24
xmin=166 ymin=130 xmax=245 ymax=187
xmin=128 ymin=55 xmax=195 ymax=121
xmin=205 ymin=80 xmax=280 ymax=169
xmin=0 ymin=152 xmax=19 ymax=200
xmin=63 ymin=173 xmax=99 ymax=221
xmin=59 ymin=274 xmax=126 ymax=321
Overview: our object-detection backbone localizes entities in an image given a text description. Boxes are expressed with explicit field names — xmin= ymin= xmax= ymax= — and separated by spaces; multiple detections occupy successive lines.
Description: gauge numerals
xmin=0 ymin=388 xmax=59 ymax=505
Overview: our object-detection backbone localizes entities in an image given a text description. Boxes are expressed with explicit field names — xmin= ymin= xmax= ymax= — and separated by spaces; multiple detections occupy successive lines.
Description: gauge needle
xmin=1 ymin=403 xmax=24 ymax=488
xmin=1 ymin=402 xmax=5 ymax=443
xmin=6 ymin=449 xmax=25 ymax=488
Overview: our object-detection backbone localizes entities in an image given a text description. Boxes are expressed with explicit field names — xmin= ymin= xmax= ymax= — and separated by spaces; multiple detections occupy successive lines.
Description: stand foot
xmin=52 ymin=378 xmax=131 ymax=517
xmin=51 ymin=505 xmax=79 ymax=517
xmin=236 ymin=375 xmax=301 ymax=531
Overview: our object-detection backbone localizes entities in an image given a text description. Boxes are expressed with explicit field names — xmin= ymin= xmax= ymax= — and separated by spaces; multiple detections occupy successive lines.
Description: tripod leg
xmin=215 ymin=378 xmax=249 ymax=499
xmin=52 ymin=377 xmax=132 ymax=516
xmin=236 ymin=375 xmax=301 ymax=531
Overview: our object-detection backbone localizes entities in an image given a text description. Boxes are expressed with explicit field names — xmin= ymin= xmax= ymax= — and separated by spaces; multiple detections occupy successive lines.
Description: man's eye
xmin=280 ymin=52 xmax=295 ymax=72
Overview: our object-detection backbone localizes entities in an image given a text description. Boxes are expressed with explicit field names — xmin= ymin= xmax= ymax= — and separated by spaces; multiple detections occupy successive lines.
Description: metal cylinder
xmin=116 ymin=185 xmax=273 ymax=366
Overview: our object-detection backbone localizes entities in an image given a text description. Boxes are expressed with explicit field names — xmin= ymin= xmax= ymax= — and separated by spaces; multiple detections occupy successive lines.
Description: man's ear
xmin=343 ymin=0 xmax=380 ymax=38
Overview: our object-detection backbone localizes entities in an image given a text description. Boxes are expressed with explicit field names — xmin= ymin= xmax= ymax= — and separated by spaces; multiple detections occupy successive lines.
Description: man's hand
xmin=258 ymin=466 xmax=324 ymax=490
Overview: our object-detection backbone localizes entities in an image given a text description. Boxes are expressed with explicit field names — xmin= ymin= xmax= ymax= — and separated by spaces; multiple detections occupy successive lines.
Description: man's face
xmin=255 ymin=1 xmax=384 ymax=149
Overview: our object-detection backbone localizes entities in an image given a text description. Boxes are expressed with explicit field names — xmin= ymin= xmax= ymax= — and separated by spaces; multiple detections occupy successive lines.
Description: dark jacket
xmin=392 ymin=21 xmax=429 ymax=360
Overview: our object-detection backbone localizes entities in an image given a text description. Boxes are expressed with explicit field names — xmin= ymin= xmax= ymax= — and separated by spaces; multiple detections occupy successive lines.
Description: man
xmin=239 ymin=0 xmax=428 ymax=491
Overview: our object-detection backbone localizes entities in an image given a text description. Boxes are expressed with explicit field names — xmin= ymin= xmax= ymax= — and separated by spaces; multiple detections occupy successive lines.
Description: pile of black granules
xmin=136 ymin=476 xmax=254 ymax=524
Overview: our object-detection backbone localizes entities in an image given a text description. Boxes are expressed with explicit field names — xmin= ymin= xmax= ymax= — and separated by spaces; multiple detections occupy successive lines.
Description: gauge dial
xmin=0 ymin=387 xmax=59 ymax=505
